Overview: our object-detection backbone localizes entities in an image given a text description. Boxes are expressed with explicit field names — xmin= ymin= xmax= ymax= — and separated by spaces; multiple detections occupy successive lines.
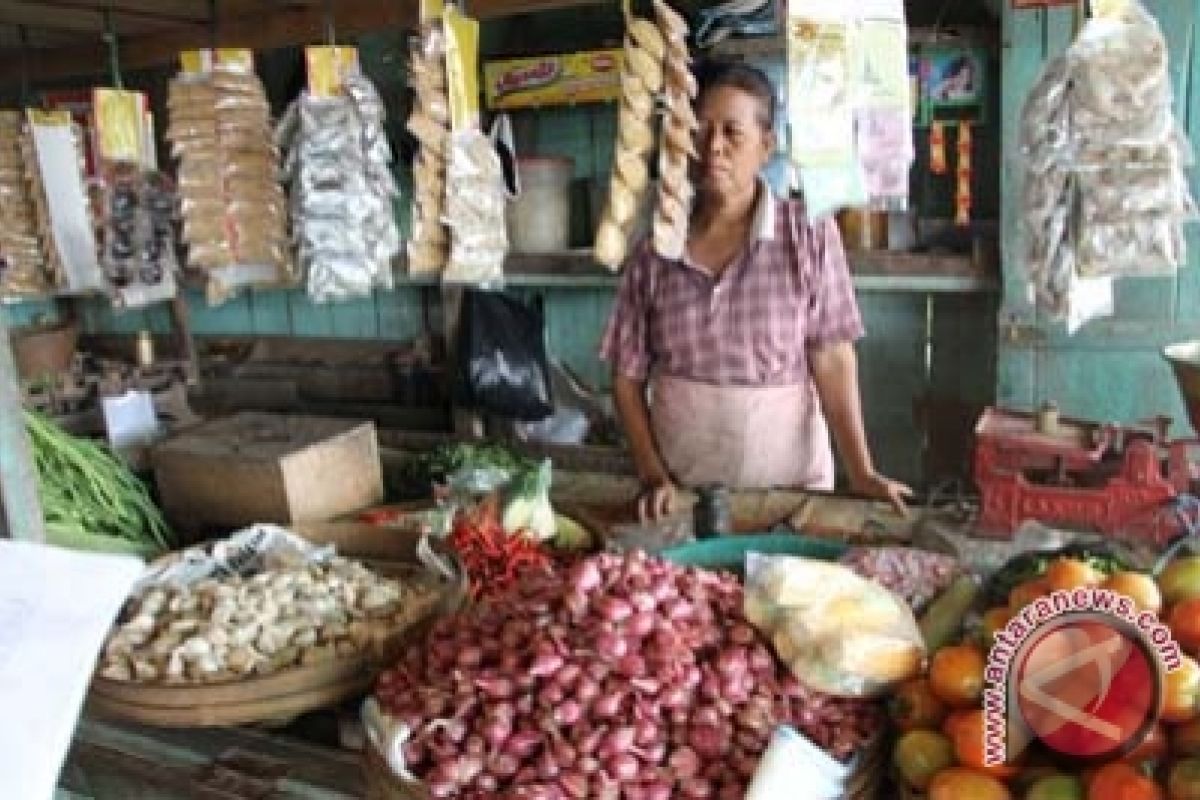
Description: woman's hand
xmin=637 ymin=475 xmax=679 ymax=523
xmin=850 ymin=469 xmax=914 ymax=518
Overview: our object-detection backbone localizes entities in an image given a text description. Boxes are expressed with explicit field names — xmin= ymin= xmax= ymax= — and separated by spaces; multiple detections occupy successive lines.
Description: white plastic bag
xmin=744 ymin=553 xmax=925 ymax=698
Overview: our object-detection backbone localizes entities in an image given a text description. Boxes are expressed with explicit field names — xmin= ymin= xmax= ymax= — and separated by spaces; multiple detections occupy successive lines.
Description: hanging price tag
xmin=93 ymin=88 xmax=147 ymax=165
xmin=305 ymin=46 xmax=359 ymax=97
xmin=179 ymin=50 xmax=214 ymax=75
xmin=216 ymin=49 xmax=255 ymax=71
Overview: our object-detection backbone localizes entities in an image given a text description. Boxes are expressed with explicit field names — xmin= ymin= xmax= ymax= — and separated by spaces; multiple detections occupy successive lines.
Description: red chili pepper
xmin=449 ymin=509 xmax=552 ymax=600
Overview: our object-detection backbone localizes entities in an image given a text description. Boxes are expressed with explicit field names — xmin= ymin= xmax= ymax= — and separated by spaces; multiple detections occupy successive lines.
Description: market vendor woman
xmin=600 ymin=61 xmax=912 ymax=520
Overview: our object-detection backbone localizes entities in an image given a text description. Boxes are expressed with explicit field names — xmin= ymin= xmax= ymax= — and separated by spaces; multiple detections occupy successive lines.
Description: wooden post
xmin=441 ymin=284 xmax=484 ymax=439
xmin=0 ymin=307 xmax=45 ymax=542
xmin=169 ymin=293 xmax=201 ymax=386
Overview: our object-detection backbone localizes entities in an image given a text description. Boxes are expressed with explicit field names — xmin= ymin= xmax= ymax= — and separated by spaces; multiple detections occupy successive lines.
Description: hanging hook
xmin=103 ymin=6 xmax=123 ymax=89
xmin=324 ymin=0 xmax=336 ymax=48
xmin=208 ymin=0 xmax=218 ymax=50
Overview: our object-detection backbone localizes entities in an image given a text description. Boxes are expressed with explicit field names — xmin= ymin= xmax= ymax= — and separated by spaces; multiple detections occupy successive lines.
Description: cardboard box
xmin=153 ymin=413 xmax=383 ymax=535
xmin=484 ymin=49 xmax=622 ymax=110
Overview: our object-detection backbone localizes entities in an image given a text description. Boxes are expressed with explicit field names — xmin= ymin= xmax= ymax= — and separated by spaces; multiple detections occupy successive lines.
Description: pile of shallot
xmin=373 ymin=551 xmax=881 ymax=798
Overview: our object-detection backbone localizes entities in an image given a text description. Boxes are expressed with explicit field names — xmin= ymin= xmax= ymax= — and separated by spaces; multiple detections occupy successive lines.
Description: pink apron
xmin=650 ymin=374 xmax=835 ymax=491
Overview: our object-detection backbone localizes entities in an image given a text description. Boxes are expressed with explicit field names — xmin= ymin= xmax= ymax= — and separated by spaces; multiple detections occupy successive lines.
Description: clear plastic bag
xmin=1020 ymin=0 xmax=1196 ymax=317
xmin=442 ymin=129 xmax=507 ymax=286
xmin=276 ymin=70 xmax=399 ymax=303
xmin=743 ymin=553 xmax=925 ymax=698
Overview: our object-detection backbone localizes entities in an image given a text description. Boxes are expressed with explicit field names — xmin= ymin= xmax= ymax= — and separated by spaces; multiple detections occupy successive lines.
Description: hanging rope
xmin=103 ymin=6 xmax=123 ymax=89
xmin=324 ymin=0 xmax=337 ymax=48
xmin=17 ymin=25 xmax=30 ymax=107
xmin=208 ymin=0 xmax=218 ymax=50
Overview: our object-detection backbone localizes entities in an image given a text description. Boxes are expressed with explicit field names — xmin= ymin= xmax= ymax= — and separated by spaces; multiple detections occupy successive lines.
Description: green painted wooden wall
xmin=1 ymin=19 xmax=1002 ymax=488
xmin=998 ymin=1 xmax=1200 ymax=433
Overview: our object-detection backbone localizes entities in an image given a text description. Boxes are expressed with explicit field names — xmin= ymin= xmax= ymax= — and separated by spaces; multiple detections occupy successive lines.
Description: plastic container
xmin=608 ymin=513 xmax=694 ymax=553
xmin=659 ymin=533 xmax=847 ymax=574
xmin=507 ymin=157 xmax=573 ymax=253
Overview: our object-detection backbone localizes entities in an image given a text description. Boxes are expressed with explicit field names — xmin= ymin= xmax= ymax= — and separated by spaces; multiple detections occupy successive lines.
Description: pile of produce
xmin=450 ymin=496 xmax=554 ymax=602
xmin=890 ymin=551 xmax=1200 ymax=800
xmin=839 ymin=546 xmax=960 ymax=612
xmin=396 ymin=442 xmax=535 ymax=498
xmin=371 ymin=550 xmax=881 ymax=798
xmin=25 ymin=410 xmax=172 ymax=554
xmin=99 ymin=556 xmax=440 ymax=684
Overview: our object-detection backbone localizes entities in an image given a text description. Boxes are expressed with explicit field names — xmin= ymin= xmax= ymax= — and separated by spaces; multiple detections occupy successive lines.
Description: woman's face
xmin=695 ymin=86 xmax=775 ymax=202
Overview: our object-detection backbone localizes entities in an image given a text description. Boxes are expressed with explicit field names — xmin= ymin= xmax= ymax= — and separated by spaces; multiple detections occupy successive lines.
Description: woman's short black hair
xmin=695 ymin=58 xmax=777 ymax=131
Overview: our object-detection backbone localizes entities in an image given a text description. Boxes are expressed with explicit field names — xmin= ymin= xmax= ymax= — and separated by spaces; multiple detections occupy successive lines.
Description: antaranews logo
xmin=983 ymin=587 xmax=1182 ymax=766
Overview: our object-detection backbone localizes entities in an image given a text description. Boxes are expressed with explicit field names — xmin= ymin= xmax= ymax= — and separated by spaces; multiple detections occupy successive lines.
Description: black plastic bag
xmin=455 ymin=289 xmax=554 ymax=421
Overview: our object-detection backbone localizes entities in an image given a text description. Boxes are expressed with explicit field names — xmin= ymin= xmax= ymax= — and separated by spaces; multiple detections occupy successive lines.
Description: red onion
xmin=529 ymin=652 xmax=564 ymax=678
xmin=372 ymin=551 xmax=883 ymax=796
xmin=553 ymin=700 xmax=582 ymax=727
xmin=506 ymin=730 xmax=543 ymax=759
xmin=598 ymin=596 xmax=633 ymax=622
xmin=606 ymin=753 xmax=639 ymax=782
xmin=668 ymin=746 xmax=701 ymax=780
xmin=558 ymin=772 xmax=588 ymax=798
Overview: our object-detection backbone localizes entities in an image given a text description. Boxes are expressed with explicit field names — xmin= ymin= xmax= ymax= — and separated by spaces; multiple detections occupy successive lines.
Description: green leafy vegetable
xmin=24 ymin=410 xmax=172 ymax=555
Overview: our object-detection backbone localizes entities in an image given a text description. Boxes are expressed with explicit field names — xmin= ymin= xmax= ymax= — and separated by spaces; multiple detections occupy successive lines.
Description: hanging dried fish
xmin=592 ymin=11 xmax=667 ymax=271
xmin=651 ymin=0 xmax=698 ymax=261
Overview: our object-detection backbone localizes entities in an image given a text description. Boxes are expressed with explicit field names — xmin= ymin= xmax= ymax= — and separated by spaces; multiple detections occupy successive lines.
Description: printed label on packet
xmin=305 ymin=46 xmax=359 ymax=97
xmin=93 ymin=88 xmax=147 ymax=165
xmin=484 ymin=50 xmax=622 ymax=110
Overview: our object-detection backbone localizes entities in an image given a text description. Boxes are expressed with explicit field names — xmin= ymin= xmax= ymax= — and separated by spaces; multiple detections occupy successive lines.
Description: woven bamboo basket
xmin=88 ymin=528 xmax=467 ymax=728
xmin=362 ymin=728 xmax=886 ymax=799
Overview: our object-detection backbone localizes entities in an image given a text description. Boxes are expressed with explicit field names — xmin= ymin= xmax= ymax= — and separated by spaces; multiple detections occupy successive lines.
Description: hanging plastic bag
xmin=454 ymin=289 xmax=554 ymax=421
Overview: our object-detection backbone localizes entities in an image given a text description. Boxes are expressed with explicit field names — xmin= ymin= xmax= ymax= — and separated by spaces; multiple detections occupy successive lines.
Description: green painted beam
xmin=0 ymin=306 xmax=44 ymax=542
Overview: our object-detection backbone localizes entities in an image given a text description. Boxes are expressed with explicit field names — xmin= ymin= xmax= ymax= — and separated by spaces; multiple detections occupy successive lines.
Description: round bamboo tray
xmin=364 ymin=737 xmax=429 ymax=800
xmin=88 ymin=558 xmax=467 ymax=728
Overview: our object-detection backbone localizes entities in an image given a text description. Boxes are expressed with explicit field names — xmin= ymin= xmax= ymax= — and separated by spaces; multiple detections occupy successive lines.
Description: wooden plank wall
xmin=998 ymin=2 xmax=1200 ymax=432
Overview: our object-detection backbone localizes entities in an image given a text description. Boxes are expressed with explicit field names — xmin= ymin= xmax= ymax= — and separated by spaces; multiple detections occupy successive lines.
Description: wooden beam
xmin=0 ymin=0 xmax=613 ymax=85
xmin=0 ymin=24 xmax=86 ymax=48
xmin=0 ymin=0 xmax=419 ymax=84
xmin=467 ymin=0 xmax=606 ymax=16
xmin=0 ymin=2 xmax=107 ymax=33
xmin=36 ymin=0 xmax=213 ymax=23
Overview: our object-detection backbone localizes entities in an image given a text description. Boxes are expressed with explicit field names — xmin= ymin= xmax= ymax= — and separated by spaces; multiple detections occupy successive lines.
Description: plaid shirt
xmin=599 ymin=183 xmax=865 ymax=387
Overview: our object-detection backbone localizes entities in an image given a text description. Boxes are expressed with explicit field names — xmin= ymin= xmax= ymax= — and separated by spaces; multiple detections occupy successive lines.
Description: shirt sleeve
xmin=805 ymin=215 xmax=866 ymax=348
xmin=598 ymin=241 xmax=655 ymax=380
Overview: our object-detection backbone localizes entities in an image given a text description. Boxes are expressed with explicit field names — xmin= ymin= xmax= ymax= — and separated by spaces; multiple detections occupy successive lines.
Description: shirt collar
xmin=675 ymin=176 xmax=779 ymax=273
xmin=751 ymin=175 xmax=777 ymax=242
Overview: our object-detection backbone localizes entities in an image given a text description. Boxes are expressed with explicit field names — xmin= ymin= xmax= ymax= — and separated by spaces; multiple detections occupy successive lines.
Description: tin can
xmin=135 ymin=330 xmax=155 ymax=369
xmin=693 ymin=485 xmax=732 ymax=540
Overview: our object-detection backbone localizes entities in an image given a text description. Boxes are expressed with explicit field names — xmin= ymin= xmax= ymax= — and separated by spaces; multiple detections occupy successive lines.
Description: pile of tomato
xmin=890 ymin=554 xmax=1200 ymax=800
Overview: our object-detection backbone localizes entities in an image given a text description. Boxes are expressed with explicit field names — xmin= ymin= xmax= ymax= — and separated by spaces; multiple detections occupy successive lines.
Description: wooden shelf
xmin=706 ymin=25 xmax=1000 ymax=60
xmin=394 ymin=248 xmax=998 ymax=293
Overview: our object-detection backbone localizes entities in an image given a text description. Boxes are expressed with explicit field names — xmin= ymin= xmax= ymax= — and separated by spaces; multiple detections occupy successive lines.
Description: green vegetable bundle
xmin=397 ymin=442 xmax=536 ymax=498
xmin=24 ymin=410 xmax=172 ymax=556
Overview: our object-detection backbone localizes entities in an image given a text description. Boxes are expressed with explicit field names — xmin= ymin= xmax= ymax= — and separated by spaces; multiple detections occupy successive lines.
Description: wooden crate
xmin=152 ymin=412 xmax=384 ymax=535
